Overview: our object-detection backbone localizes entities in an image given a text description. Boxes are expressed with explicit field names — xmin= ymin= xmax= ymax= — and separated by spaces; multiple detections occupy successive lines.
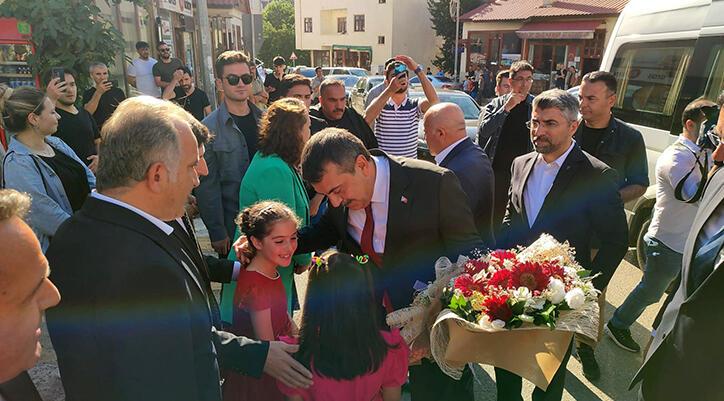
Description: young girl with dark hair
xmin=278 ymin=250 xmax=409 ymax=401
xmin=223 ymin=200 xmax=301 ymax=401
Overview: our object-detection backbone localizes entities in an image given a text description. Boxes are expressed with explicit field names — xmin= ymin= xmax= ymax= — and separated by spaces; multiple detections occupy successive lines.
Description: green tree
xmin=428 ymin=0 xmax=484 ymax=76
xmin=0 ymin=0 xmax=143 ymax=90
xmin=258 ymin=0 xmax=309 ymax=67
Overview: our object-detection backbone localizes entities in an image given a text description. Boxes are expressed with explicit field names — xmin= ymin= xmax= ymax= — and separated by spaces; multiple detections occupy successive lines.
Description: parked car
xmin=349 ymin=75 xmax=386 ymax=114
xmin=413 ymin=89 xmax=481 ymax=160
xmin=326 ymin=74 xmax=361 ymax=101
xmin=292 ymin=66 xmax=317 ymax=78
xmin=409 ymin=75 xmax=462 ymax=90
xmin=322 ymin=67 xmax=369 ymax=77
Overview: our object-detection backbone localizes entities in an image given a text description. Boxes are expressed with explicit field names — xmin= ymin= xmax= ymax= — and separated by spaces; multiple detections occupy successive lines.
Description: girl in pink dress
xmin=223 ymin=201 xmax=301 ymax=401
xmin=278 ymin=250 xmax=409 ymax=401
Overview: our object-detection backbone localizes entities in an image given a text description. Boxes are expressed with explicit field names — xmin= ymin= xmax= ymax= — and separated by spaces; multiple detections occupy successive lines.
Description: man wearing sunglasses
xmin=196 ymin=50 xmax=263 ymax=258
xmin=153 ymin=41 xmax=184 ymax=90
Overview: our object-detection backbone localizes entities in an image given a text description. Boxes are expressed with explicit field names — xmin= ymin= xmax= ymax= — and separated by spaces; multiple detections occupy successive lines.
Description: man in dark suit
xmin=630 ymin=104 xmax=724 ymax=401
xmin=0 ymin=189 xmax=60 ymax=401
xmin=423 ymin=102 xmax=495 ymax=246
xmin=497 ymin=89 xmax=628 ymax=401
xmin=297 ymin=128 xmax=484 ymax=401
xmin=45 ymin=97 xmax=311 ymax=401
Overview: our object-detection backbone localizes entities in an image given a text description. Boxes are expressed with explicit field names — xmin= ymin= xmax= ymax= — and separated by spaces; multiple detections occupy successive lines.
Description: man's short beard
xmin=396 ymin=87 xmax=406 ymax=94
xmin=58 ymin=98 xmax=75 ymax=107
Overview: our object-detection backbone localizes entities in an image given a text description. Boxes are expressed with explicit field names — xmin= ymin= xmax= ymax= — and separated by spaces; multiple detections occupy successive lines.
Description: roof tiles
xmin=461 ymin=0 xmax=629 ymax=22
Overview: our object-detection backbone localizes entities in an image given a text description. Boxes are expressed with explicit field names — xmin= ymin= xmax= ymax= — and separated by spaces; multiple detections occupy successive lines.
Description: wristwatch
xmin=414 ymin=65 xmax=423 ymax=74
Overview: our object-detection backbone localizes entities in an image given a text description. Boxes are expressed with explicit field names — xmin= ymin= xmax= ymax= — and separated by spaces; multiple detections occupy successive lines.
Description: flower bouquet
xmin=386 ymin=234 xmax=600 ymax=390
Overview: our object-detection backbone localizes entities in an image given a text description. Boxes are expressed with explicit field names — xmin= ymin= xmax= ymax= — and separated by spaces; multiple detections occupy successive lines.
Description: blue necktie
xmin=687 ymin=225 xmax=724 ymax=295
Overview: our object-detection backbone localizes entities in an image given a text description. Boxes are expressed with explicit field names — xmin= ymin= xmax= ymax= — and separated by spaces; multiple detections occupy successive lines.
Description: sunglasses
xmin=224 ymin=73 xmax=253 ymax=86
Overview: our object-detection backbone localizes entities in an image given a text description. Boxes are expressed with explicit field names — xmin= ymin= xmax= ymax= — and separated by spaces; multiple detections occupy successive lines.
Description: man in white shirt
xmin=127 ymin=41 xmax=160 ymax=97
xmin=606 ymin=98 xmax=716 ymax=353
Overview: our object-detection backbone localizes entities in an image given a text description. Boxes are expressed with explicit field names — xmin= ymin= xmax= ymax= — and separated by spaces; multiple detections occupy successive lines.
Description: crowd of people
xmin=0 ymin=43 xmax=722 ymax=401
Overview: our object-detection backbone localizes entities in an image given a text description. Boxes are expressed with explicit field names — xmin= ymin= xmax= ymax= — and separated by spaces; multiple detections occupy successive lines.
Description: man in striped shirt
xmin=365 ymin=55 xmax=438 ymax=158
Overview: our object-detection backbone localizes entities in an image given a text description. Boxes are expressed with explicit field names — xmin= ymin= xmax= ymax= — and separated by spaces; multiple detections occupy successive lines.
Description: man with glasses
xmin=196 ymin=51 xmax=262 ymax=258
xmin=152 ymin=41 xmax=184 ymax=90
xmin=498 ymin=89 xmax=627 ymax=401
xmin=478 ymin=60 xmax=536 ymax=237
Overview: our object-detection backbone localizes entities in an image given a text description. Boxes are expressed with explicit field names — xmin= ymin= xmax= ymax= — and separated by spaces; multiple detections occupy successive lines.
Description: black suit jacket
xmin=45 ymin=198 xmax=268 ymax=401
xmin=439 ymin=138 xmax=496 ymax=247
xmin=298 ymin=151 xmax=484 ymax=309
xmin=500 ymin=145 xmax=628 ymax=290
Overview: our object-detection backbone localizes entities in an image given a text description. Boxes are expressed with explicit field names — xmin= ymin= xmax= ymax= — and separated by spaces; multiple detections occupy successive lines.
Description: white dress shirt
xmin=434 ymin=137 xmax=468 ymax=165
xmin=92 ymin=191 xmax=174 ymax=235
xmin=523 ymin=141 xmax=576 ymax=227
xmin=347 ymin=156 xmax=390 ymax=254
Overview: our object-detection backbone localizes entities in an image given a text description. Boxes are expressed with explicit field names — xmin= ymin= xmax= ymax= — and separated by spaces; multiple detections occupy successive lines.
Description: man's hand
xmin=46 ymin=78 xmax=67 ymax=102
xmin=263 ymin=341 xmax=313 ymax=388
xmin=232 ymin=235 xmax=251 ymax=264
xmin=185 ymin=194 xmax=199 ymax=219
xmin=395 ymin=55 xmax=418 ymax=72
xmin=385 ymin=75 xmax=404 ymax=94
xmin=87 ymin=155 xmax=99 ymax=173
xmin=211 ymin=237 xmax=231 ymax=256
xmin=504 ymin=92 xmax=527 ymax=112
xmin=96 ymin=80 xmax=112 ymax=94
xmin=171 ymin=69 xmax=183 ymax=85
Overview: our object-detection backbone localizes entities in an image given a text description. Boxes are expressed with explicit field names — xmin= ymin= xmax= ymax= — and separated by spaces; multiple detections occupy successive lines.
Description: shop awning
xmin=332 ymin=45 xmax=372 ymax=52
xmin=516 ymin=20 xmax=603 ymax=40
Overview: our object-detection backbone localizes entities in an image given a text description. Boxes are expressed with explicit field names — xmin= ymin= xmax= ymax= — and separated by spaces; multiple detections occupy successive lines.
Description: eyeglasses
xmin=224 ymin=73 xmax=253 ymax=86
xmin=159 ymin=48 xmax=171 ymax=52
xmin=512 ymin=77 xmax=534 ymax=83
xmin=526 ymin=120 xmax=568 ymax=130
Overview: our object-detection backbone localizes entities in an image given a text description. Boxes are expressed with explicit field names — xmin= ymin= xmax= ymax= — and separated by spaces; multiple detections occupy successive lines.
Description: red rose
xmin=510 ymin=261 xmax=550 ymax=292
xmin=454 ymin=274 xmax=484 ymax=297
xmin=465 ymin=259 xmax=489 ymax=276
xmin=484 ymin=294 xmax=513 ymax=322
xmin=488 ymin=269 xmax=513 ymax=288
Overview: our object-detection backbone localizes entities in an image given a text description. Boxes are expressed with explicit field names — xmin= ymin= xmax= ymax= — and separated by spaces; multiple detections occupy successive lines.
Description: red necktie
xmin=360 ymin=205 xmax=393 ymax=313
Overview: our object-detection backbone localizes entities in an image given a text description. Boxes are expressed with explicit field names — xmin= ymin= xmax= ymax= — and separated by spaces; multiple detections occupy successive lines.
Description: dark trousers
xmin=409 ymin=359 xmax=474 ymax=401
xmin=494 ymin=340 xmax=573 ymax=401
xmin=492 ymin=170 xmax=512 ymax=237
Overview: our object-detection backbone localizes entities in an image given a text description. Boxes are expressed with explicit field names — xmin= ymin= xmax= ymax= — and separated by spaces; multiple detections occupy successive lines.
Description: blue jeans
xmin=610 ymin=235 xmax=682 ymax=330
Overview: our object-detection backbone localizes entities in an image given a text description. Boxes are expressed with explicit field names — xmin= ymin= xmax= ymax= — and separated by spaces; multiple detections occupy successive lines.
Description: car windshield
xmin=409 ymin=92 xmax=480 ymax=119
xmin=329 ymin=75 xmax=360 ymax=87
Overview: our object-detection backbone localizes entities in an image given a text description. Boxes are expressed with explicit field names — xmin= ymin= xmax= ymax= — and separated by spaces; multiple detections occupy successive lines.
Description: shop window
xmin=354 ymin=15 xmax=365 ymax=32
xmin=378 ymin=36 xmax=385 ymax=44
xmin=304 ymin=18 xmax=312 ymax=33
xmin=337 ymin=17 xmax=347 ymax=34
xmin=611 ymin=41 xmax=694 ymax=130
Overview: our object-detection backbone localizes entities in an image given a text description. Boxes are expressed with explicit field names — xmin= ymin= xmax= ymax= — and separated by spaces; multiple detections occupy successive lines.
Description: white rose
xmin=546 ymin=278 xmax=566 ymax=304
xmin=492 ymin=319 xmax=506 ymax=330
xmin=512 ymin=287 xmax=531 ymax=302
xmin=565 ymin=288 xmax=586 ymax=309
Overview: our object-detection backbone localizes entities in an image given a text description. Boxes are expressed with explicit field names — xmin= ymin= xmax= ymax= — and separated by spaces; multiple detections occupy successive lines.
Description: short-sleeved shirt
xmin=264 ymin=73 xmax=286 ymax=103
xmin=128 ymin=57 xmax=161 ymax=96
xmin=152 ymin=58 xmax=184 ymax=85
xmin=171 ymin=87 xmax=210 ymax=122
xmin=277 ymin=329 xmax=409 ymax=401
xmin=82 ymin=87 xmax=126 ymax=129
xmin=54 ymin=108 xmax=100 ymax=165
xmin=373 ymin=95 xmax=421 ymax=158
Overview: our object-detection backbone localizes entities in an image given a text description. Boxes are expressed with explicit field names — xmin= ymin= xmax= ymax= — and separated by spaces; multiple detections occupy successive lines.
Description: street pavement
xmin=31 ymin=218 xmax=661 ymax=401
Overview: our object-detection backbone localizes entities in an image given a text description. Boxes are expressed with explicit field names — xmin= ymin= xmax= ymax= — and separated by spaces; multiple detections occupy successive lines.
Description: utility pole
xmin=451 ymin=0 xmax=461 ymax=83
xmin=196 ymin=0 xmax=217 ymax=108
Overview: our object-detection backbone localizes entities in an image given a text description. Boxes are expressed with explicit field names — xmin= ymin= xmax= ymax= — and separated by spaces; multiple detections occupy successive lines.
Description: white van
xmin=599 ymin=0 xmax=724 ymax=266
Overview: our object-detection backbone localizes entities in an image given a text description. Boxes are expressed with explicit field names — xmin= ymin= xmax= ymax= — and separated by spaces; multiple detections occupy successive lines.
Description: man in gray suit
xmin=631 ymin=98 xmax=724 ymax=401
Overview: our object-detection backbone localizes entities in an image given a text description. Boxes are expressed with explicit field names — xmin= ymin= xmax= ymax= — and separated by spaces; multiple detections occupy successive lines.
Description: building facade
xmin=460 ymin=0 xmax=628 ymax=93
xmin=294 ymin=0 xmax=441 ymax=73
xmin=208 ymin=0 xmax=264 ymax=62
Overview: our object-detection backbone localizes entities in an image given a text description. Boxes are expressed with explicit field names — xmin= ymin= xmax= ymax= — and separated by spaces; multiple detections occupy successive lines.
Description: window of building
xmin=337 ymin=17 xmax=347 ymax=34
xmin=304 ymin=17 xmax=312 ymax=33
xmin=378 ymin=36 xmax=385 ymax=44
xmin=379 ymin=0 xmax=386 ymax=3
xmin=354 ymin=15 xmax=365 ymax=32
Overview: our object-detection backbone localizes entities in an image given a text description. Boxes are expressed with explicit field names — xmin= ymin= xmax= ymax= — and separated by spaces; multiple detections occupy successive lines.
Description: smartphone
xmin=51 ymin=67 xmax=65 ymax=83
xmin=109 ymin=80 xmax=118 ymax=87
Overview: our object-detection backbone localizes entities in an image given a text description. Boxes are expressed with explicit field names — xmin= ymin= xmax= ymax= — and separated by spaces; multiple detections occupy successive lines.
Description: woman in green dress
xmin=220 ymin=98 xmax=312 ymax=323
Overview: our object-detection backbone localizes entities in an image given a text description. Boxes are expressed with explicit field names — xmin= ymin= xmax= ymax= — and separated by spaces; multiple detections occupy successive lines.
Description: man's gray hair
xmin=88 ymin=62 xmax=108 ymax=73
xmin=0 ymin=189 xmax=30 ymax=223
xmin=319 ymin=79 xmax=345 ymax=98
xmin=532 ymin=89 xmax=580 ymax=122
xmin=95 ymin=96 xmax=188 ymax=191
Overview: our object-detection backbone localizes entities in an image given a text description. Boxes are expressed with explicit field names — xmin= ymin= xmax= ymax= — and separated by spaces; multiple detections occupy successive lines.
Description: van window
xmin=610 ymin=41 xmax=694 ymax=130
xmin=703 ymin=43 xmax=724 ymax=102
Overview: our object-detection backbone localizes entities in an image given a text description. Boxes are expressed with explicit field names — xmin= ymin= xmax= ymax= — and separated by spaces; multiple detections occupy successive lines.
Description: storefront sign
xmin=516 ymin=31 xmax=594 ymax=40
xmin=159 ymin=0 xmax=180 ymax=13
xmin=180 ymin=0 xmax=194 ymax=17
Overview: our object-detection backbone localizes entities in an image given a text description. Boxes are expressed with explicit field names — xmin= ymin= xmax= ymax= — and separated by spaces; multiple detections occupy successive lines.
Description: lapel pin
xmin=401 ymin=196 xmax=408 ymax=204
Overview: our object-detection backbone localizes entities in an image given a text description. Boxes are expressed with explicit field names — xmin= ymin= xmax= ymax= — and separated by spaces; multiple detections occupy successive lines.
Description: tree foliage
xmin=258 ymin=0 xmax=309 ymax=67
xmin=428 ymin=0 xmax=484 ymax=76
xmin=0 ymin=0 xmax=144 ymax=90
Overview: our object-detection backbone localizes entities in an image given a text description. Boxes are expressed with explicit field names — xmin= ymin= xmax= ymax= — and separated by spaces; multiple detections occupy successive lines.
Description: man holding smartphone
xmin=83 ymin=62 xmax=126 ymax=129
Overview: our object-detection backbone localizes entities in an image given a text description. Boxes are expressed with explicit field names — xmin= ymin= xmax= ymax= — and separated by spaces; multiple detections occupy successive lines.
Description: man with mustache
xmin=163 ymin=65 xmax=212 ymax=122
xmin=365 ymin=55 xmax=438 ymax=159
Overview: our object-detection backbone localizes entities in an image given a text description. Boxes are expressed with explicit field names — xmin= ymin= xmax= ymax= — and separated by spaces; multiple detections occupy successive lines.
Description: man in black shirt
xmin=152 ymin=41 xmax=184 ymax=90
xmin=46 ymin=68 xmax=100 ymax=172
xmin=162 ymin=66 xmax=211 ymax=122
xmin=264 ymin=56 xmax=287 ymax=103
xmin=309 ymin=79 xmax=378 ymax=150
xmin=477 ymin=60 xmax=536 ymax=236
xmin=82 ymin=62 xmax=126 ymax=129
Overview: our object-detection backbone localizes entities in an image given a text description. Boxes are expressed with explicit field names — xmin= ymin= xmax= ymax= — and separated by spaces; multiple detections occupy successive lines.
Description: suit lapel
xmin=381 ymin=154 xmax=412 ymax=258
xmin=531 ymin=145 xmax=584 ymax=229
xmin=516 ymin=153 xmax=536 ymax=228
